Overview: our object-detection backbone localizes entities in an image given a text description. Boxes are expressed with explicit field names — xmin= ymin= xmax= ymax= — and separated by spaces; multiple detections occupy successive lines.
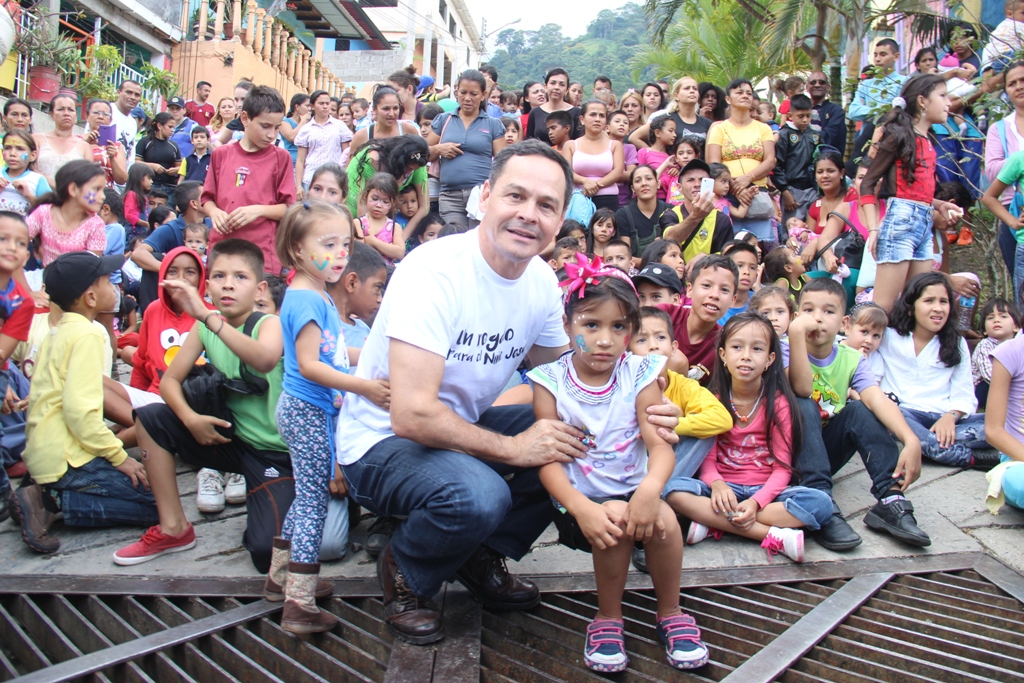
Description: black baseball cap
xmin=44 ymin=252 xmax=124 ymax=309
xmin=633 ymin=263 xmax=682 ymax=294
xmin=680 ymin=159 xmax=711 ymax=177
xmin=167 ymin=96 xmax=186 ymax=108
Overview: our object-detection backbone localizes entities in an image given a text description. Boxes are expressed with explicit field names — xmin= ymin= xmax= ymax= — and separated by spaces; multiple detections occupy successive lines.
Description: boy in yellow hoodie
xmin=17 ymin=253 xmax=156 ymax=554
xmin=630 ymin=306 xmax=733 ymax=572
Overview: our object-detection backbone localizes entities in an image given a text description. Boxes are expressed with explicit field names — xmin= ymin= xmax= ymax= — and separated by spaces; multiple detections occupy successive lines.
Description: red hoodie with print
xmin=130 ymin=247 xmax=213 ymax=394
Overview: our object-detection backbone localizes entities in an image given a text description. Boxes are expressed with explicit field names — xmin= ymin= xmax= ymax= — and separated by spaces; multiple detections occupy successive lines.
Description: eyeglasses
xmin=808 ymin=80 xmax=828 ymax=85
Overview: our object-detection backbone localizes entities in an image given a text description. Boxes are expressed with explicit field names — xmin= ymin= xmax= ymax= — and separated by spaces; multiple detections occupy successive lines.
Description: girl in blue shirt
xmin=273 ymin=200 xmax=390 ymax=635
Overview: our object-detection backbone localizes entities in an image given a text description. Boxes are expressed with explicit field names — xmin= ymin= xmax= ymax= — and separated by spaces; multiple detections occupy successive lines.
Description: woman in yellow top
xmin=707 ymin=79 xmax=777 ymax=242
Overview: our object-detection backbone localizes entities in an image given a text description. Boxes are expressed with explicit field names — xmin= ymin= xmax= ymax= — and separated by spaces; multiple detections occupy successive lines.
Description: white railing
xmin=106 ymin=63 xmax=162 ymax=111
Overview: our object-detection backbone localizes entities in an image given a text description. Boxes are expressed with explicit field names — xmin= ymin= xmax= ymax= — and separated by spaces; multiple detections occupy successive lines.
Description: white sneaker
xmin=762 ymin=526 xmax=804 ymax=562
xmin=686 ymin=522 xmax=709 ymax=545
xmin=196 ymin=468 xmax=225 ymax=513
xmin=224 ymin=473 xmax=246 ymax=505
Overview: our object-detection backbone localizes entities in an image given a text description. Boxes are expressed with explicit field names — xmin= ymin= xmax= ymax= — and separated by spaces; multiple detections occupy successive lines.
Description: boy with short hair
xmin=849 ymin=39 xmax=906 ymax=123
xmin=756 ymin=102 xmax=779 ymax=133
xmin=178 ymin=126 xmax=212 ymax=184
xmin=395 ymin=184 xmax=419 ymax=234
xmin=202 ymin=85 xmax=296 ymax=274
xmin=351 ymin=98 xmax=370 ymax=131
xmin=256 ymin=272 xmax=286 ymax=314
xmin=546 ymin=110 xmax=573 ymax=152
xmin=184 ymin=223 xmax=209 ymax=259
xmin=601 ymin=238 xmax=633 ymax=273
xmin=114 ymin=239 xmax=296 ymax=572
xmin=0 ymin=212 xmax=36 ymax=521
xmin=499 ymin=91 xmax=520 ymax=115
xmin=548 ymin=236 xmax=582 ymax=270
xmin=720 ymin=241 xmax=759 ymax=323
xmin=658 ymin=254 xmax=737 ymax=385
xmin=131 ymin=180 xmax=206 ymax=312
xmin=773 ymin=94 xmax=821 ymax=225
xmin=786 ymin=278 xmax=930 ymax=550
xmin=628 ymin=306 xmax=732 ymax=572
xmin=633 ymin=262 xmax=682 ymax=307
xmin=327 ymin=242 xmax=387 ymax=356
xmin=19 ymin=252 xmax=156 ymax=554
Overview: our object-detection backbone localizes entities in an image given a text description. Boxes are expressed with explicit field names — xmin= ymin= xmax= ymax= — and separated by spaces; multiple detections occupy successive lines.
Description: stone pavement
xmin=2 ymin=454 xmax=1021 ymax=582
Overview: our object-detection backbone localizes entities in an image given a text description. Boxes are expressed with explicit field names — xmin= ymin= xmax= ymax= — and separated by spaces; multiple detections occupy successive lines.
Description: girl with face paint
xmin=0 ymin=131 xmax=51 ymax=216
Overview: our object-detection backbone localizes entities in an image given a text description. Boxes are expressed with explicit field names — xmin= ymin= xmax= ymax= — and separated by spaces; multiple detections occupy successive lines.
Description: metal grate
xmin=2 ymin=553 xmax=1023 ymax=682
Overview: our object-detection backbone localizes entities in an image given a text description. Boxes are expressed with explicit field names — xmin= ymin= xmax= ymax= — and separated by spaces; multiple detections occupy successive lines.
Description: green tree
xmin=630 ymin=0 xmax=810 ymax=85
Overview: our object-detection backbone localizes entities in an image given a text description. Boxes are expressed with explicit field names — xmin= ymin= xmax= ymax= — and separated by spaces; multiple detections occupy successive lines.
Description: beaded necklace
xmin=728 ymin=382 xmax=766 ymax=423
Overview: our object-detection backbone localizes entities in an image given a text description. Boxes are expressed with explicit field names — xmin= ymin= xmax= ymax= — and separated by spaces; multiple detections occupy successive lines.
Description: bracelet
xmin=204 ymin=312 xmax=225 ymax=335
xmin=868 ymin=229 xmax=879 ymax=233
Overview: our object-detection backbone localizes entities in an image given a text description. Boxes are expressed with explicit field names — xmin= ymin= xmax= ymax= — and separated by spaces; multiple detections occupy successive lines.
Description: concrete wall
xmin=172 ymin=39 xmax=315 ymax=105
xmin=320 ymin=50 xmax=405 ymax=84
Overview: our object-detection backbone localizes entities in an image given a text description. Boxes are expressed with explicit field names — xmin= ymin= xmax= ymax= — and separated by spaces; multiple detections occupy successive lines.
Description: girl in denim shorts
xmin=859 ymin=74 xmax=965 ymax=312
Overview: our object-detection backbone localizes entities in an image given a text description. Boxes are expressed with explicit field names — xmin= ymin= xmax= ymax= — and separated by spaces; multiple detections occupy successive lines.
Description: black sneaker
xmin=365 ymin=516 xmax=398 ymax=559
xmin=631 ymin=546 xmax=648 ymax=573
xmin=864 ymin=497 xmax=931 ymax=547
xmin=813 ymin=501 xmax=863 ymax=551
xmin=968 ymin=449 xmax=1002 ymax=472
xmin=0 ymin=487 xmax=10 ymax=523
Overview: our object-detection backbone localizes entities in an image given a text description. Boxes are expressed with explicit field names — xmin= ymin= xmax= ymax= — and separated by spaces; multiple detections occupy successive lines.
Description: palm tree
xmin=631 ymin=0 xmax=810 ymax=85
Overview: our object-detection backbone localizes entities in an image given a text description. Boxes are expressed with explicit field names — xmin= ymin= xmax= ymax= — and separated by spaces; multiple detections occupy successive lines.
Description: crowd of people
xmin=2 ymin=19 xmax=1024 ymax=671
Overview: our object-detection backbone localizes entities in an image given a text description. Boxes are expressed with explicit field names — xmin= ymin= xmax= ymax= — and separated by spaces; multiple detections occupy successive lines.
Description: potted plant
xmin=13 ymin=6 xmax=82 ymax=102
xmin=140 ymin=62 xmax=181 ymax=112
xmin=77 ymin=44 xmax=121 ymax=104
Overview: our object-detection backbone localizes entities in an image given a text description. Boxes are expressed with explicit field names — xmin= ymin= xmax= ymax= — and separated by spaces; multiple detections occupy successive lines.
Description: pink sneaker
xmin=113 ymin=525 xmax=196 ymax=566
xmin=761 ymin=526 xmax=804 ymax=563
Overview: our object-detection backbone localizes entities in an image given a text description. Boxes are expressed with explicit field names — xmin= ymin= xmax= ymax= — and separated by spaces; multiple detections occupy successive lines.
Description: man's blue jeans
xmin=900 ymin=408 xmax=987 ymax=467
xmin=51 ymin=457 xmax=158 ymax=528
xmin=341 ymin=405 xmax=551 ymax=598
xmin=794 ymin=398 xmax=902 ymax=501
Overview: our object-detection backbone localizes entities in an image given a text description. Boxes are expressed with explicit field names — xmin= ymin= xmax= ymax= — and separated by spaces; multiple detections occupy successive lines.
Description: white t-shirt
xmin=336 ymin=229 xmax=569 ymax=465
xmin=111 ymin=106 xmax=138 ymax=166
xmin=528 ymin=351 xmax=665 ymax=498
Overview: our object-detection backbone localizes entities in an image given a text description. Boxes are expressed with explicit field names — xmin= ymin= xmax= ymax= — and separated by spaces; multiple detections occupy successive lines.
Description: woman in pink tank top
xmin=562 ymin=101 xmax=625 ymax=212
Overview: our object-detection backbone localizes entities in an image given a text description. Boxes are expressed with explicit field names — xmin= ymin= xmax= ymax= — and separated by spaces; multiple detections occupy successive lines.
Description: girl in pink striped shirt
xmin=663 ymin=312 xmax=832 ymax=562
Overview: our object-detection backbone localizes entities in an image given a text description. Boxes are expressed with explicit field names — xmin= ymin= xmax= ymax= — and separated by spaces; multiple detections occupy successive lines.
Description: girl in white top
xmin=878 ymin=272 xmax=989 ymax=467
xmin=528 ymin=255 xmax=709 ymax=674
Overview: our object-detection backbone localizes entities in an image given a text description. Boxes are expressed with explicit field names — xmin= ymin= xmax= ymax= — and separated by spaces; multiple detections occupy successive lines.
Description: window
xmin=438 ymin=0 xmax=446 ymax=19
xmin=449 ymin=16 xmax=455 ymax=36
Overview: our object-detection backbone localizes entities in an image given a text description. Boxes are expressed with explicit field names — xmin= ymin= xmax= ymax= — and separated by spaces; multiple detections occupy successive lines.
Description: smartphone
xmin=98 ymin=123 xmax=117 ymax=146
xmin=700 ymin=176 xmax=715 ymax=198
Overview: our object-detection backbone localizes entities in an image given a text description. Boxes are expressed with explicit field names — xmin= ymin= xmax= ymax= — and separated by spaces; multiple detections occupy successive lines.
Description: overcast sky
xmin=465 ymin=0 xmax=629 ymax=50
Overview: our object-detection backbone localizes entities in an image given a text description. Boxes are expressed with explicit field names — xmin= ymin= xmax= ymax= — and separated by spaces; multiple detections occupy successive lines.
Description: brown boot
xmin=453 ymin=545 xmax=539 ymax=610
xmin=15 ymin=485 xmax=60 ymax=554
xmin=378 ymin=543 xmax=443 ymax=644
xmin=264 ymin=538 xmax=335 ymax=602
xmin=281 ymin=561 xmax=338 ymax=634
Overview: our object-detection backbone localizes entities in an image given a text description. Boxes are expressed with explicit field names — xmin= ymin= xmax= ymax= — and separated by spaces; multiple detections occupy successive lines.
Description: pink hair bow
xmin=558 ymin=253 xmax=637 ymax=302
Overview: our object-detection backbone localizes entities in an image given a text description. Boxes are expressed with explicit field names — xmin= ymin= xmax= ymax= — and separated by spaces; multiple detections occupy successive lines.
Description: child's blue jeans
xmin=50 ymin=457 xmax=158 ymax=528
xmin=665 ymin=478 xmax=833 ymax=530
xmin=899 ymin=408 xmax=988 ymax=467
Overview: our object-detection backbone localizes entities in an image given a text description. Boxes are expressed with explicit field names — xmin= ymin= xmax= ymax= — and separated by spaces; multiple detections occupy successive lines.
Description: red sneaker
xmin=113 ymin=525 xmax=196 ymax=566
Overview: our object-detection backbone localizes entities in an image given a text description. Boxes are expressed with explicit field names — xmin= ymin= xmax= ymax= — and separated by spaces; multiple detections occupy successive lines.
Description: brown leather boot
xmin=264 ymin=538 xmax=334 ymax=602
xmin=377 ymin=543 xmax=443 ymax=644
xmin=452 ymin=545 xmax=540 ymax=610
xmin=15 ymin=485 xmax=60 ymax=554
xmin=281 ymin=561 xmax=338 ymax=634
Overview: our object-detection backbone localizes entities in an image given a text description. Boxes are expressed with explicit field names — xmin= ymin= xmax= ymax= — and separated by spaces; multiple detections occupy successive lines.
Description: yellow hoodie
xmin=663 ymin=369 xmax=733 ymax=438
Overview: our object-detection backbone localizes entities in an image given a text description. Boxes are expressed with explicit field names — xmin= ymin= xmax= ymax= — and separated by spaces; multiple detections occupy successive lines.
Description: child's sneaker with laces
xmin=113 ymin=524 xmax=196 ymax=566
xmin=583 ymin=618 xmax=629 ymax=672
xmin=761 ymin=526 xmax=804 ymax=562
xmin=224 ymin=472 xmax=247 ymax=505
xmin=685 ymin=521 xmax=723 ymax=545
xmin=658 ymin=613 xmax=709 ymax=669
xmin=195 ymin=468 xmax=225 ymax=513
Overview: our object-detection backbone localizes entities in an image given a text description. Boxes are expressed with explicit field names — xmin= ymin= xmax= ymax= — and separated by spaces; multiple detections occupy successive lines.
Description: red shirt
xmin=657 ymin=304 xmax=720 ymax=386
xmin=860 ymin=134 xmax=937 ymax=207
xmin=0 ymin=278 xmax=34 ymax=369
xmin=186 ymin=100 xmax=215 ymax=127
xmin=202 ymin=142 xmax=297 ymax=274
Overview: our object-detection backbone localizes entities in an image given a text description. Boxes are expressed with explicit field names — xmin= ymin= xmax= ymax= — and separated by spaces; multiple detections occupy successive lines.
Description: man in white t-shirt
xmin=112 ymin=80 xmax=142 ymax=166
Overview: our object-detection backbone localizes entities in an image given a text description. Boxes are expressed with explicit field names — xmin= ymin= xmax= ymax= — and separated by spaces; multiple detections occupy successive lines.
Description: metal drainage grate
xmin=2 ymin=553 xmax=1023 ymax=682
xmin=0 ymin=590 xmax=392 ymax=683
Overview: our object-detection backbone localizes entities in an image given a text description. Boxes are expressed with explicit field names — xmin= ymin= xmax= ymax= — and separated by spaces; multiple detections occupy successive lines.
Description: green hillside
xmin=487 ymin=4 xmax=656 ymax=95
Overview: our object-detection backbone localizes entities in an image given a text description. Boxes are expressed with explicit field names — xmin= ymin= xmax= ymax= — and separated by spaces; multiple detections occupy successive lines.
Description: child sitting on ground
xmin=751 ymin=284 xmax=796 ymax=338
xmin=549 ymin=236 xmax=583 ymax=270
xmin=879 ymin=273 xmax=998 ymax=470
xmin=586 ymin=209 xmax=618 ymax=260
xmin=601 ymin=239 xmax=634 ymax=274
xmin=530 ymin=258 xmax=710 ymax=672
xmin=665 ymin=312 xmax=832 ymax=563
xmin=20 ymin=252 xmax=155 ymax=554
xmin=405 ymin=213 xmax=443 ymax=253
xmin=639 ymin=239 xmax=686 ymax=285
xmin=634 ymin=262 xmax=682 ymax=307
xmin=842 ymin=302 xmax=888 ymax=386
xmin=973 ymin=299 xmax=1021 ymax=409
